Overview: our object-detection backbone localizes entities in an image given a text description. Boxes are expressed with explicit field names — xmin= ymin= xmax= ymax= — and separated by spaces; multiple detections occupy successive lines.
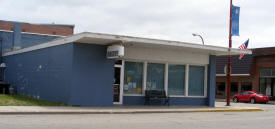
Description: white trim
xmin=143 ymin=62 xmax=147 ymax=94
xmin=118 ymin=62 xmax=209 ymax=98
xmin=0 ymin=29 xmax=67 ymax=37
xmin=114 ymin=64 xmax=122 ymax=67
xmin=123 ymin=94 xmax=144 ymax=97
xmin=0 ymin=30 xmax=13 ymax=33
xmin=169 ymin=95 xmax=207 ymax=98
xmin=185 ymin=64 xmax=207 ymax=98
xmin=185 ymin=64 xmax=189 ymax=96
xmin=21 ymin=31 xmax=67 ymax=37
xmin=120 ymin=60 xmax=125 ymax=104
xmin=113 ymin=65 xmax=123 ymax=105
xmin=164 ymin=63 xmax=168 ymax=96
xmin=3 ymin=32 xmax=252 ymax=57
xmin=204 ymin=65 xmax=208 ymax=97
xmin=216 ymin=74 xmax=250 ymax=76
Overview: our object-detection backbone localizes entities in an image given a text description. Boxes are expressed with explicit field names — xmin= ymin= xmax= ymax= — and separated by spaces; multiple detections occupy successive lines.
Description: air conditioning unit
xmin=107 ymin=45 xmax=124 ymax=59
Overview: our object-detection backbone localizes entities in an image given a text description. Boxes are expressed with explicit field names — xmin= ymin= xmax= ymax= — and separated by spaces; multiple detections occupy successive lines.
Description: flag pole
xmin=226 ymin=0 xmax=233 ymax=106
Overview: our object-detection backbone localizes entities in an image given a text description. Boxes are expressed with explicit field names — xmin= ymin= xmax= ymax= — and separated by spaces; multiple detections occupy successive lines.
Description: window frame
xmin=167 ymin=64 xmax=186 ymax=96
xmin=146 ymin=62 xmax=166 ymax=91
xmin=122 ymin=60 xmax=208 ymax=98
xmin=123 ymin=60 xmax=144 ymax=96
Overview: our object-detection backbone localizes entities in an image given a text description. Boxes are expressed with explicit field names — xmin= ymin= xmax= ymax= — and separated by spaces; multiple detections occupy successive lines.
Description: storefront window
xmin=188 ymin=66 xmax=205 ymax=96
xmin=216 ymin=82 xmax=225 ymax=96
xmin=231 ymin=82 xmax=238 ymax=96
xmin=146 ymin=63 xmax=165 ymax=91
xmin=124 ymin=62 xmax=143 ymax=94
xmin=260 ymin=78 xmax=266 ymax=94
xmin=241 ymin=82 xmax=252 ymax=92
xmin=168 ymin=64 xmax=185 ymax=95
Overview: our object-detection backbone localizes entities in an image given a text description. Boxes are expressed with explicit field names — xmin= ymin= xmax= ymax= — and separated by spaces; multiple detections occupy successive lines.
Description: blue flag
xmin=232 ymin=5 xmax=240 ymax=36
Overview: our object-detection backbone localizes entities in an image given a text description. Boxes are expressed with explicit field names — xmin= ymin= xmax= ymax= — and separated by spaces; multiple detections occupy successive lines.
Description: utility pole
xmin=226 ymin=0 xmax=233 ymax=106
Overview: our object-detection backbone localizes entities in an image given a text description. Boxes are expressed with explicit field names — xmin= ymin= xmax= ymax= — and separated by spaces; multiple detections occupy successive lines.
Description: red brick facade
xmin=0 ymin=20 xmax=74 ymax=36
xmin=216 ymin=47 xmax=275 ymax=98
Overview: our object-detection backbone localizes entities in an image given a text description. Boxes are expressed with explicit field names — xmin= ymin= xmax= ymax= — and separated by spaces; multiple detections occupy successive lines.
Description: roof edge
xmin=3 ymin=32 xmax=252 ymax=56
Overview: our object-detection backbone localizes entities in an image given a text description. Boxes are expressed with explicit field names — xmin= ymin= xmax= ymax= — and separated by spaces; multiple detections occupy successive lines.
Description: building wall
xmin=207 ymin=55 xmax=216 ymax=107
xmin=216 ymin=76 xmax=253 ymax=98
xmin=70 ymin=43 xmax=114 ymax=107
xmin=124 ymin=46 xmax=209 ymax=65
xmin=0 ymin=31 xmax=60 ymax=52
xmin=216 ymin=54 xmax=275 ymax=98
xmin=3 ymin=43 xmax=115 ymax=107
xmin=123 ymin=55 xmax=216 ymax=106
xmin=0 ymin=20 xmax=74 ymax=36
xmin=3 ymin=43 xmax=74 ymax=104
xmin=253 ymin=55 xmax=275 ymax=92
xmin=123 ymin=96 xmax=208 ymax=106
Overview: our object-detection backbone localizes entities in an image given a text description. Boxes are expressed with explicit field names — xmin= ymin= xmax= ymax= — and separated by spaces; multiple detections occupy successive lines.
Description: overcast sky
xmin=0 ymin=0 xmax=274 ymax=48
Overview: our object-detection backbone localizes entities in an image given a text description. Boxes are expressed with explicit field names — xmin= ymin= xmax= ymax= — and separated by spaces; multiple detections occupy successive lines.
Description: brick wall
xmin=0 ymin=21 xmax=13 ymax=31
xmin=216 ymin=50 xmax=275 ymax=98
xmin=0 ymin=21 xmax=74 ymax=36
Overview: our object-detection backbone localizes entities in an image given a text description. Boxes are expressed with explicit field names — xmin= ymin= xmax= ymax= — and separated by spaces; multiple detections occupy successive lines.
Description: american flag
xmin=239 ymin=39 xmax=249 ymax=60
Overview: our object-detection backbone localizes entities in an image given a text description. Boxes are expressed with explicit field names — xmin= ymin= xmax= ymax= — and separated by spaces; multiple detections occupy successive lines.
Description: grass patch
xmin=0 ymin=94 xmax=67 ymax=106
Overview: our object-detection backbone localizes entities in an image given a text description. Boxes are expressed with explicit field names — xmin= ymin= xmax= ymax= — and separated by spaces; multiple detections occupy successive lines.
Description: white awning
xmin=3 ymin=32 xmax=252 ymax=56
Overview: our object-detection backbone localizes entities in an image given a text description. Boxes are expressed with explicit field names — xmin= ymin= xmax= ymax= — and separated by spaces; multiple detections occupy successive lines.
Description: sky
xmin=0 ymin=0 xmax=274 ymax=48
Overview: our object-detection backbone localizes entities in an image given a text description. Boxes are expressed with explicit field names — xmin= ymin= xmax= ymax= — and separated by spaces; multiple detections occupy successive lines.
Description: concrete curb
xmin=0 ymin=108 xmax=265 ymax=115
xmin=196 ymin=108 xmax=265 ymax=112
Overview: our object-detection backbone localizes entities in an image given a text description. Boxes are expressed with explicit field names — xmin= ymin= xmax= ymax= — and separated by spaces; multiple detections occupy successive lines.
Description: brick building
xmin=216 ymin=47 xmax=275 ymax=99
xmin=0 ymin=20 xmax=74 ymax=36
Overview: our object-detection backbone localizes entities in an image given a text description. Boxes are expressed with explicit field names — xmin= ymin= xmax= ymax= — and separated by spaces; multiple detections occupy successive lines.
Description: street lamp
xmin=192 ymin=33 xmax=204 ymax=45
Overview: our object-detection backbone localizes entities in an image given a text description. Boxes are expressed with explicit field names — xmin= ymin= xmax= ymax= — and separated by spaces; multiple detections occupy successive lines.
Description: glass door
xmin=113 ymin=63 xmax=123 ymax=104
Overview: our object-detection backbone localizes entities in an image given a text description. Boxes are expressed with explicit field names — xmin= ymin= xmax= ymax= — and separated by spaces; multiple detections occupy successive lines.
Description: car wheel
xmin=250 ymin=98 xmax=255 ymax=104
xmin=233 ymin=97 xmax=238 ymax=103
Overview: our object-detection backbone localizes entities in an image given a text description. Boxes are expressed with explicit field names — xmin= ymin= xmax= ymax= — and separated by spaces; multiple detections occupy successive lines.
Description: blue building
xmin=0 ymin=24 xmax=251 ymax=107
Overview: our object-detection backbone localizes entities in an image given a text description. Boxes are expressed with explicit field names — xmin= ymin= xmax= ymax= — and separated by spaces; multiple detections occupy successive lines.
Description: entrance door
xmin=113 ymin=64 xmax=123 ymax=104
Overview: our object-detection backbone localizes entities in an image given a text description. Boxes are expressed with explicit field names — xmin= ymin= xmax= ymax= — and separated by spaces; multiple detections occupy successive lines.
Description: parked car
xmin=232 ymin=91 xmax=269 ymax=104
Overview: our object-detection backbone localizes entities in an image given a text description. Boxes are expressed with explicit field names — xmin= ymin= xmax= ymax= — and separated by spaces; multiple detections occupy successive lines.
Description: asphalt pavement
xmin=0 ymin=102 xmax=275 ymax=129
xmin=0 ymin=102 xmax=274 ymax=129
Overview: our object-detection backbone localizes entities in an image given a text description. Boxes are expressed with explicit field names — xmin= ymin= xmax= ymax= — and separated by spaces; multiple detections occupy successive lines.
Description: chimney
xmin=12 ymin=23 xmax=22 ymax=50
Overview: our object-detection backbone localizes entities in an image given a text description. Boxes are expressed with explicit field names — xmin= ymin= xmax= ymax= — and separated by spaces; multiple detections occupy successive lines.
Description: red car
xmin=232 ymin=91 xmax=269 ymax=104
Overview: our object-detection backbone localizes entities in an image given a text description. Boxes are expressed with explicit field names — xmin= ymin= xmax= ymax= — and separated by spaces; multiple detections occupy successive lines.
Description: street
xmin=0 ymin=102 xmax=275 ymax=129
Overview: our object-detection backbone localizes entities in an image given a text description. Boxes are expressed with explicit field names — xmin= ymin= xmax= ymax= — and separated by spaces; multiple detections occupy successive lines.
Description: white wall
xmin=123 ymin=46 xmax=209 ymax=65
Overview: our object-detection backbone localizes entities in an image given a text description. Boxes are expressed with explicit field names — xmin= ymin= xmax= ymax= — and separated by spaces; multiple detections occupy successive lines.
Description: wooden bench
xmin=144 ymin=90 xmax=169 ymax=106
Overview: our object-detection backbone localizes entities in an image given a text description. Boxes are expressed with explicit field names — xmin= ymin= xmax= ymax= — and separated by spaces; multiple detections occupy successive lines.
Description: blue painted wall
xmin=123 ymin=96 xmax=145 ymax=105
xmin=0 ymin=31 xmax=60 ymax=53
xmin=1 ymin=39 xmax=216 ymax=107
xmin=207 ymin=55 xmax=216 ymax=107
xmin=69 ymin=43 xmax=114 ymax=107
xmin=12 ymin=23 xmax=22 ymax=48
xmin=123 ymin=96 xmax=208 ymax=106
xmin=3 ymin=43 xmax=74 ymax=103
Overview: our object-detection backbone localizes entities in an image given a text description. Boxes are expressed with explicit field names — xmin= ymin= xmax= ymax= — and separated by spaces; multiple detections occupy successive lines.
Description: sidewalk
xmin=216 ymin=98 xmax=275 ymax=105
xmin=0 ymin=104 xmax=264 ymax=114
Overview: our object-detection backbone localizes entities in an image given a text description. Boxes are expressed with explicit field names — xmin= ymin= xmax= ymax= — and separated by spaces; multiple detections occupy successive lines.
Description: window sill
xmin=123 ymin=94 xmax=144 ymax=97
xmin=169 ymin=95 xmax=207 ymax=98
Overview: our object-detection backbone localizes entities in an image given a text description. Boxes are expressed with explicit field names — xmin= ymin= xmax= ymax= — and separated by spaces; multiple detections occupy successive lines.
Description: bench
xmin=144 ymin=90 xmax=169 ymax=106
